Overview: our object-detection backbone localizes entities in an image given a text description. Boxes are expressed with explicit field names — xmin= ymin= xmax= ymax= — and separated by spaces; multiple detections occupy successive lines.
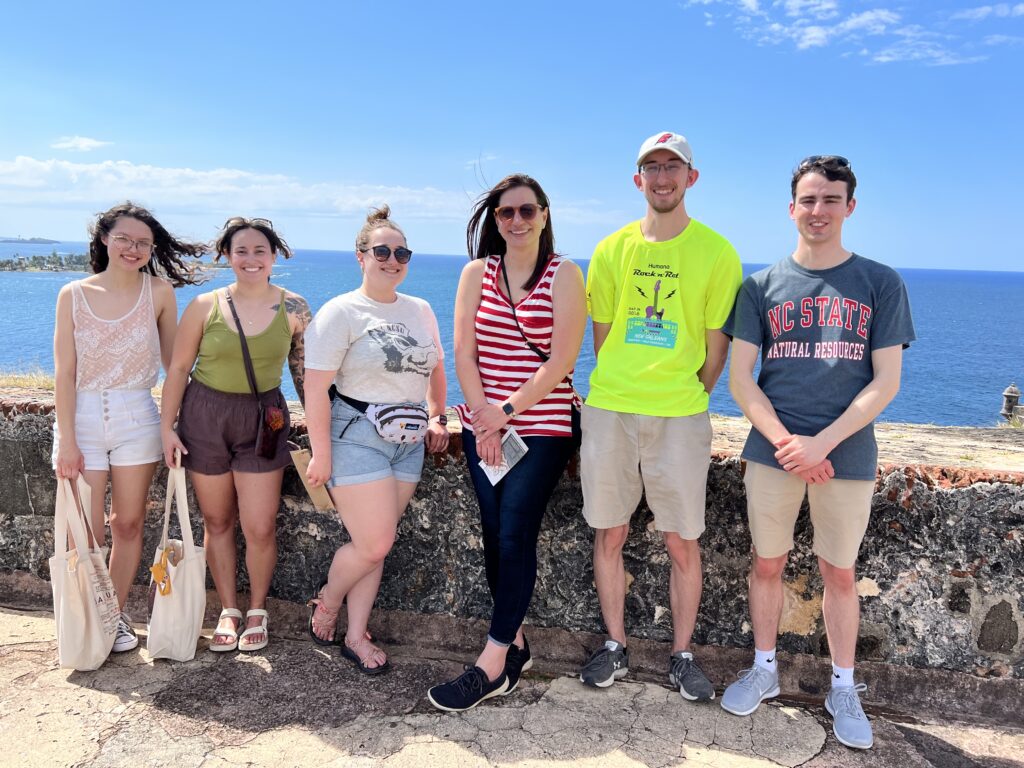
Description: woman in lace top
xmin=53 ymin=201 xmax=206 ymax=656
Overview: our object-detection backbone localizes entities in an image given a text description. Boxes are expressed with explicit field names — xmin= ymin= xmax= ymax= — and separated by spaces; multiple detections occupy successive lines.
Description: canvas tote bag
xmin=49 ymin=476 xmax=120 ymax=670
xmin=147 ymin=463 xmax=206 ymax=661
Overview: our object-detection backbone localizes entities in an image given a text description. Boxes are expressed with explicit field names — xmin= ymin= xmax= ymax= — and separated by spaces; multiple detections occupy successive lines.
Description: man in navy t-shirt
xmin=720 ymin=156 xmax=915 ymax=750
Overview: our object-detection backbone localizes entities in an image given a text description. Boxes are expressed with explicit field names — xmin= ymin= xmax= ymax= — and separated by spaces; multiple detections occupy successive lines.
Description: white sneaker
xmin=112 ymin=612 xmax=139 ymax=652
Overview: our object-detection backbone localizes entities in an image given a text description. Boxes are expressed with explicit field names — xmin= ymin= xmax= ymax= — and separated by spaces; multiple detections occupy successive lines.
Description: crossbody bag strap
xmin=223 ymin=289 xmax=260 ymax=400
xmin=500 ymin=256 xmax=550 ymax=363
xmin=499 ymin=256 xmax=584 ymax=408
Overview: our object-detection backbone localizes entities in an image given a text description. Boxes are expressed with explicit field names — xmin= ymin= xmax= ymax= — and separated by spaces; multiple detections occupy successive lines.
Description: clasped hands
xmin=471 ymin=403 xmax=510 ymax=468
xmin=773 ymin=433 xmax=836 ymax=484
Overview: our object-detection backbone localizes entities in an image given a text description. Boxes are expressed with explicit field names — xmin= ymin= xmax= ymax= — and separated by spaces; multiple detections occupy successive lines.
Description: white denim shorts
xmin=52 ymin=389 xmax=163 ymax=471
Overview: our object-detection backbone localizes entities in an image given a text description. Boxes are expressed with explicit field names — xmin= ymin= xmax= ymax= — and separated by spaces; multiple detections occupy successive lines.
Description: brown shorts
xmin=177 ymin=379 xmax=292 ymax=475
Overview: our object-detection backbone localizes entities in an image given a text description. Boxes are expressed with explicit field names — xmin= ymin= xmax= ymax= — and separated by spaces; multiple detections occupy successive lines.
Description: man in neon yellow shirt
xmin=578 ymin=132 xmax=742 ymax=701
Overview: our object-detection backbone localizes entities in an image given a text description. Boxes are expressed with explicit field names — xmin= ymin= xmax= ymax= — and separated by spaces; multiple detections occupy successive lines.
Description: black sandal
xmin=307 ymin=579 xmax=340 ymax=647
xmin=340 ymin=636 xmax=391 ymax=676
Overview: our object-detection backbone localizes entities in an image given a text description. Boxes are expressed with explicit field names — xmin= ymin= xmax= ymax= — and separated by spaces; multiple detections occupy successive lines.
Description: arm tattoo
xmin=285 ymin=295 xmax=313 ymax=328
xmin=285 ymin=294 xmax=310 ymax=407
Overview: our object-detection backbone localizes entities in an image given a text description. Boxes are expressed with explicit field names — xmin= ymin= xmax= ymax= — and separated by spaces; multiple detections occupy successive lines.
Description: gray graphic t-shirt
xmin=723 ymin=254 xmax=915 ymax=480
xmin=305 ymin=290 xmax=442 ymax=404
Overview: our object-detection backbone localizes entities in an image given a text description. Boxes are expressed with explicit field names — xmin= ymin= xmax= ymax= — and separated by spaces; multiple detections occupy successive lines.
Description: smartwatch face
xmin=502 ymin=402 xmax=515 ymax=416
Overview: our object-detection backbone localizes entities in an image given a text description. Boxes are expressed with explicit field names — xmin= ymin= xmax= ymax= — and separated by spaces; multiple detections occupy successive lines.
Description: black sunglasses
xmin=495 ymin=204 xmax=545 ymax=223
xmin=799 ymin=155 xmax=851 ymax=170
xmin=361 ymin=245 xmax=413 ymax=264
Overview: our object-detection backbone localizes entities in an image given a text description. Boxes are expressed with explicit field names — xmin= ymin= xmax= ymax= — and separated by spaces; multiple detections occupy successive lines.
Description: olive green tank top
xmin=192 ymin=289 xmax=292 ymax=394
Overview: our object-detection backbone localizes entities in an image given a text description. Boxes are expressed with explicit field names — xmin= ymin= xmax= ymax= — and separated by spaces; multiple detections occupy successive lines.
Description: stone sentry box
xmin=1 ymin=396 xmax=1021 ymax=684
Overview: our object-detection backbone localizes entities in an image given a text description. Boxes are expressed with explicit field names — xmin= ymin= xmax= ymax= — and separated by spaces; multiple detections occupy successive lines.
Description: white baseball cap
xmin=637 ymin=132 xmax=693 ymax=167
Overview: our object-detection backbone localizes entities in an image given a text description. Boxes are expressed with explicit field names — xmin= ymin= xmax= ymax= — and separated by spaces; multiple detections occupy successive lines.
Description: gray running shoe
xmin=579 ymin=640 xmax=629 ymax=688
xmin=112 ymin=612 xmax=138 ymax=653
xmin=825 ymin=684 xmax=873 ymax=750
xmin=721 ymin=665 xmax=780 ymax=715
xmin=669 ymin=651 xmax=715 ymax=701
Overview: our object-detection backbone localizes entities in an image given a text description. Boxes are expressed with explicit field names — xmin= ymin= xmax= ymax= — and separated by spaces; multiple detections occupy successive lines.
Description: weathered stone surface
xmin=978 ymin=600 xmax=1019 ymax=654
xmin=2 ymin=395 xmax=1023 ymax=687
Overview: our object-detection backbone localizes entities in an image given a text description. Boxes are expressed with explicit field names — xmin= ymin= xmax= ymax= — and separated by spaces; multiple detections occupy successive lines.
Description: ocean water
xmin=2 ymin=241 xmax=1021 ymax=427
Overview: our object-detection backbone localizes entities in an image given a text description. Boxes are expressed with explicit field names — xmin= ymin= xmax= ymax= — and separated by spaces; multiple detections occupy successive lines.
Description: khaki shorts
xmin=743 ymin=460 xmax=875 ymax=569
xmin=580 ymin=404 xmax=712 ymax=538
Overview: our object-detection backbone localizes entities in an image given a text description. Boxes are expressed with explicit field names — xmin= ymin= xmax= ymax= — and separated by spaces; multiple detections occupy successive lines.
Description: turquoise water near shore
xmin=2 ymin=242 xmax=1022 ymax=427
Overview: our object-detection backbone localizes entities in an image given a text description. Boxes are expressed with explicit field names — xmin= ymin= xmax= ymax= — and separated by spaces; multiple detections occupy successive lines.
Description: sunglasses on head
xmin=494 ymin=204 xmax=545 ymax=223
xmin=360 ymin=245 xmax=413 ymax=264
xmin=223 ymin=216 xmax=274 ymax=230
xmin=799 ymin=155 xmax=851 ymax=170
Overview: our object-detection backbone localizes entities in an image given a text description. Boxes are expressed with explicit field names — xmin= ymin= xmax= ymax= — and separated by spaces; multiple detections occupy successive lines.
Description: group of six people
xmin=51 ymin=130 xmax=914 ymax=751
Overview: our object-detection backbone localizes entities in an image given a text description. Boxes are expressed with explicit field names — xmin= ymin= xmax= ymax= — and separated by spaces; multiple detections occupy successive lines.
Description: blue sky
xmin=1 ymin=0 xmax=1021 ymax=271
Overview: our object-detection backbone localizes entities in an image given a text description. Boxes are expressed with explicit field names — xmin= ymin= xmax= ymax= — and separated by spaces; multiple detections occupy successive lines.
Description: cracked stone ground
xmin=2 ymin=609 xmax=1022 ymax=767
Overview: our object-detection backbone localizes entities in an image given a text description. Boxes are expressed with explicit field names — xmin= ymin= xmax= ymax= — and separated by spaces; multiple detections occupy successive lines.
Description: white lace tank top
xmin=72 ymin=273 xmax=161 ymax=391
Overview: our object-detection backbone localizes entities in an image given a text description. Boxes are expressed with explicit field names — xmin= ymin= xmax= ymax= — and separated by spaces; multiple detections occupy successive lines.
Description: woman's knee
xmin=108 ymin=510 xmax=144 ymax=542
xmin=351 ymin=532 xmax=396 ymax=565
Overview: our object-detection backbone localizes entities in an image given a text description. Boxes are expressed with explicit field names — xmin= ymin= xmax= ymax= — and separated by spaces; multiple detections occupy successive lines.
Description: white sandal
xmin=210 ymin=608 xmax=243 ymax=652
xmin=238 ymin=609 xmax=269 ymax=652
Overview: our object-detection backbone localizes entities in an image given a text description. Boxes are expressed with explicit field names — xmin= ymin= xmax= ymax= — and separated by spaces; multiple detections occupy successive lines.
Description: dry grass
xmin=0 ymin=368 xmax=55 ymax=390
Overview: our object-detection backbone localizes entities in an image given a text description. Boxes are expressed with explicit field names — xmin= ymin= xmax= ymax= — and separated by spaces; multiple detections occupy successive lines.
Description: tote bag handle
xmin=54 ymin=476 xmax=100 ymax=562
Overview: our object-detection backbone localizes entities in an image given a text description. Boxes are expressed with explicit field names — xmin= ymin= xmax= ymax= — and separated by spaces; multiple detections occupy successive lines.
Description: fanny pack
xmin=329 ymin=386 xmax=428 ymax=444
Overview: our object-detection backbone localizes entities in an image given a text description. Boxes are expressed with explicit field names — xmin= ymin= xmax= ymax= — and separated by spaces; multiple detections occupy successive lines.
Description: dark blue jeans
xmin=462 ymin=420 xmax=578 ymax=646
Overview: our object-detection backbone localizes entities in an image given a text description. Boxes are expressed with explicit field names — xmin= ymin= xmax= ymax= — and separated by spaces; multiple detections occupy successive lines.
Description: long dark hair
xmin=88 ymin=202 xmax=206 ymax=286
xmin=466 ymin=173 xmax=556 ymax=291
xmin=214 ymin=217 xmax=294 ymax=260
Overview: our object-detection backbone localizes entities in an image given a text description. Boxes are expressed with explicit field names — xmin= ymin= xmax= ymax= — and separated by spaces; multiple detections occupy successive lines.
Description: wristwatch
xmin=432 ymin=414 xmax=448 ymax=426
xmin=501 ymin=401 xmax=516 ymax=417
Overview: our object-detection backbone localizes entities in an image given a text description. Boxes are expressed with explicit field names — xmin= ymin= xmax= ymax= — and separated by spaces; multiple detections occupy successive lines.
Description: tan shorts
xmin=580 ymin=404 xmax=712 ymax=538
xmin=743 ymin=460 xmax=875 ymax=569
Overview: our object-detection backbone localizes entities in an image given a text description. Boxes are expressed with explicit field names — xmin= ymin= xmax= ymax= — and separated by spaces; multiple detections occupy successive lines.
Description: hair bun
xmin=367 ymin=205 xmax=392 ymax=223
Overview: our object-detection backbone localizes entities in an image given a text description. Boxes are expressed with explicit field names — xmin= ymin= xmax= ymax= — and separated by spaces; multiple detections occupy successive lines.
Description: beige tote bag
xmin=147 ymin=464 xmax=206 ymax=661
xmin=49 ymin=477 xmax=120 ymax=670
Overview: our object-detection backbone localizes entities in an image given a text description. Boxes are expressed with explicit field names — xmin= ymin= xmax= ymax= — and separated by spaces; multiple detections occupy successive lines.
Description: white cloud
xmin=685 ymin=1 xmax=993 ymax=64
xmin=984 ymin=33 xmax=1024 ymax=44
xmin=780 ymin=0 xmax=839 ymax=19
xmin=0 ymin=156 xmax=473 ymax=221
xmin=951 ymin=3 xmax=1024 ymax=21
xmin=50 ymin=136 xmax=112 ymax=152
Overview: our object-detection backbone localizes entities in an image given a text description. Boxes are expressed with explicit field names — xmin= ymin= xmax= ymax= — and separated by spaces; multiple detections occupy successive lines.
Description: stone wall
xmin=2 ymin=393 xmax=1022 ymax=681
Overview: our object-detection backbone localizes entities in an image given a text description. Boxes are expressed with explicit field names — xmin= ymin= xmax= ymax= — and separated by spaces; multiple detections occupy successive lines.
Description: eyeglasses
xmin=223 ymin=216 xmax=274 ymax=229
xmin=495 ymin=204 xmax=545 ymax=222
xmin=799 ymin=155 xmax=851 ymax=170
xmin=639 ymin=161 xmax=688 ymax=177
xmin=109 ymin=234 xmax=154 ymax=252
xmin=360 ymin=245 xmax=413 ymax=264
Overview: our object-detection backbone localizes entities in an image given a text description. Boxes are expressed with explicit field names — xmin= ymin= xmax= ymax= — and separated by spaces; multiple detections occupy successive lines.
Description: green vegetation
xmin=0 ymin=250 xmax=88 ymax=272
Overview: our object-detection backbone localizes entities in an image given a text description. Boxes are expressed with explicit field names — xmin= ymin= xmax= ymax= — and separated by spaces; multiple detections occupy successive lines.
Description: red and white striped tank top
xmin=456 ymin=255 xmax=578 ymax=438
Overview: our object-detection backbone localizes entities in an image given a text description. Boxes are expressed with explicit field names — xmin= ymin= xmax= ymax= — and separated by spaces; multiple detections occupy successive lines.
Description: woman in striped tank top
xmin=53 ymin=202 xmax=206 ymax=656
xmin=427 ymin=174 xmax=586 ymax=712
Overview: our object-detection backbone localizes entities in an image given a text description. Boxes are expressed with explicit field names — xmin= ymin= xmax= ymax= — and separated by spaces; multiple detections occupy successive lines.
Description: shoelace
xmin=583 ymin=648 xmax=614 ymax=672
xmin=832 ymin=684 xmax=868 ymax=718
xmin=732 ymin=666 xmax=768 ymax=689
xmin=670 ymin=656 xmax=695 ymax=681
xmin=454 ymin=667 xmax=485 ymax=696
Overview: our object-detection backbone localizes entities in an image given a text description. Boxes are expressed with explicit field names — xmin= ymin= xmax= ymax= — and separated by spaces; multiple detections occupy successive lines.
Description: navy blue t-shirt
xmin=723 ymin=254 xmax=915 ymax=480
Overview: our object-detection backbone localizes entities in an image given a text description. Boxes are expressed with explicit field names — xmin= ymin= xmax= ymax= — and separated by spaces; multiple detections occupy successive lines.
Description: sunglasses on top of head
xmin=360 ymin=245 xmax=413 ymax=264
xmin=223 ymin=216 xmax=274 ymax=230
xmin=494 ymin=204 xmax=545 ymax=223
xmin=799 ymin=155 xmax=851 ymax=170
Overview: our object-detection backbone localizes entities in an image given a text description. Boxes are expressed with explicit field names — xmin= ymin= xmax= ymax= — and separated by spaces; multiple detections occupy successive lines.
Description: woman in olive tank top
xmin=161 ymin=218 xmax=312 ymax=653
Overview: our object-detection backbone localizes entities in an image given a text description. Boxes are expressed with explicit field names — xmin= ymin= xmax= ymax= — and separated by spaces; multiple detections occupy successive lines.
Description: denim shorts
xmin=328 ymin=398 xmax=425 ymax=487
xmin=52 ymin=389 xmax=162 ymax=471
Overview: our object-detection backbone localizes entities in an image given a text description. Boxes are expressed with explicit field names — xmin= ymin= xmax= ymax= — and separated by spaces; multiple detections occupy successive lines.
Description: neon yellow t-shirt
xmin=586 ymin=219 xmax=742 ymax=417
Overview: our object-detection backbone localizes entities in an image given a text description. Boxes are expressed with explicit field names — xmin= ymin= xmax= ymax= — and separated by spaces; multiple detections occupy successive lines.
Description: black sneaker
xmin=505 ymin=636 xmax=533 ymax=693
xmin=428 ymin=666 xmax=510 ymax=712
xmin=669 ymin=651 xmax=715 ymax=701
xmin=579 ymin=640 xmax=629 ymax=687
